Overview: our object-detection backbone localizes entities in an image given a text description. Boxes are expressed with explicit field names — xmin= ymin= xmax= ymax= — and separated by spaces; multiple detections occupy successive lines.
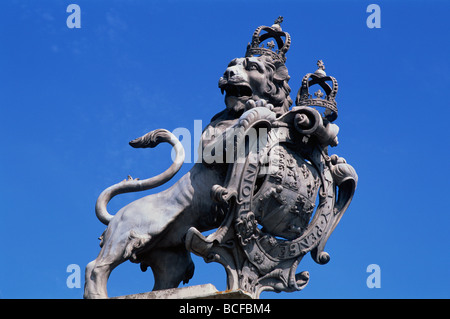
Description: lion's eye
xmin=248 ymin=64 xmax=259 ymax=71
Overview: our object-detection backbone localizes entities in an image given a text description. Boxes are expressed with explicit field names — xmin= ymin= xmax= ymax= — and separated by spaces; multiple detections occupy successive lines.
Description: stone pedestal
xmin=111 ymin=284 xmax=253 ymax=299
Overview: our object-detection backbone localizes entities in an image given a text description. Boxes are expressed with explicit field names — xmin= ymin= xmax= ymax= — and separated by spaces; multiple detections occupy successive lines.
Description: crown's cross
xmin=314 ymin=59 xmax=327 ymax=76
xmin=317 ymin=60 xmax=325 ymax=71
xmin=314 ymin=89 xmax=324 ymax=98
xmin=267 ymin=40 xmax=275 ymax=50
xmin=274 ymin=16 xmax=284 ymax=25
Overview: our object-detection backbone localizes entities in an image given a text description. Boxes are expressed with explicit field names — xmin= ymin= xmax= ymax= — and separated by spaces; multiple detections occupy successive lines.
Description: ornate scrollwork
xmin=186 ymin=102 xmax=357 ymax=298
xmin=186 ymin=21 xmax=357 ymax=297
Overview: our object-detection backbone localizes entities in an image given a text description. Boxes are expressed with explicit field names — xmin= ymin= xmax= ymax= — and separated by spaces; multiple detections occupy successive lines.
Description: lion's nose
xmin=224 ymin=66 xmax=240 ymax=80
xmin=224 ymin=68 xmax=235 ymax=79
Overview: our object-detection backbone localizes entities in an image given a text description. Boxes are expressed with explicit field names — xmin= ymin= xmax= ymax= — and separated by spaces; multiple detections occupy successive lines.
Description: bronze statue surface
xmin=84 ymin=17 xmax=357 ymax=299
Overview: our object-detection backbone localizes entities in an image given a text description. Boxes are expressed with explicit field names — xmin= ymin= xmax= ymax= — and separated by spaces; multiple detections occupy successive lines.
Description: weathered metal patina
xmin=84 ymin=17 xmax=357 ymax=299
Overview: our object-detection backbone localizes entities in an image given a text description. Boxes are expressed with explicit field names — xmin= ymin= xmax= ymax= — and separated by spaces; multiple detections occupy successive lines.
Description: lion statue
xmin=83 ymin=50 xmax=293 ymax=297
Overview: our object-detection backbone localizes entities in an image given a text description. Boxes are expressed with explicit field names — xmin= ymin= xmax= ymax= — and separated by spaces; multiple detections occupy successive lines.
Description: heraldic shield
xmin=186 ymin=103 xmax=358 ymax=298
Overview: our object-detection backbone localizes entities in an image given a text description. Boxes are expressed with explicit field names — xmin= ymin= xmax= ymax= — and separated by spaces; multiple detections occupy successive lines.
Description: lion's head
xmin=218 ymin=55 xmax=293 ymax=117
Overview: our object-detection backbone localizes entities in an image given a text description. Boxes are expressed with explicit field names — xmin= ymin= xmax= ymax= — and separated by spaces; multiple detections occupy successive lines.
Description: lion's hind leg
xmin=84 ymin=229 xmax=152 ymax=299
xmin=124 ymin=230 xmax=152 ymax=261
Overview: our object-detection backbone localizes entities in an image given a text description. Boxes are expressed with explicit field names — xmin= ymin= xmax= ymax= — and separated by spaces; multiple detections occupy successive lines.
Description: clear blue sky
xmin=0 ymin=0 xmax=449 ymax=299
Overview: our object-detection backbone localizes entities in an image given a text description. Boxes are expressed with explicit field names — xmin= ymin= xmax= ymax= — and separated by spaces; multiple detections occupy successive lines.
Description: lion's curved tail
xmin=95 ymin=129 xmax=185 ymax=225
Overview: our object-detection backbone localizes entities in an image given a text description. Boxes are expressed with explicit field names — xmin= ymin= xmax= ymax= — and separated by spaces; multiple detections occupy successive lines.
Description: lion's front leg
xmin=138 ymin=246 xmax=195 ymax=291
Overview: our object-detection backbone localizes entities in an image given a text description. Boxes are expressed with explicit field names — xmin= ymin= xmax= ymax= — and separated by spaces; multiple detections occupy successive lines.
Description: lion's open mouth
xmin=220 ymin=83 xmax=253 ymax=98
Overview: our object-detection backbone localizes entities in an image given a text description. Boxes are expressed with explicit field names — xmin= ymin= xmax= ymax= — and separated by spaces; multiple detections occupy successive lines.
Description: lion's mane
xmin=258 ymin=55 xmax=293 ymax=116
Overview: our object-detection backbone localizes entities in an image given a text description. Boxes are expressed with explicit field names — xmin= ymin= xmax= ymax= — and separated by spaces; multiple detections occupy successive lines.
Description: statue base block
xmin=111 ymin=284 xmax=253 ymax=299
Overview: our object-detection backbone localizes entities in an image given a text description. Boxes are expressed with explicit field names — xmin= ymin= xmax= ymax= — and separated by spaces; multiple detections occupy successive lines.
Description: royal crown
xmin=296 ymin=60 xmax=339 ymax=122
xmin=245 ymin=16 xmax=291 ymax=64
